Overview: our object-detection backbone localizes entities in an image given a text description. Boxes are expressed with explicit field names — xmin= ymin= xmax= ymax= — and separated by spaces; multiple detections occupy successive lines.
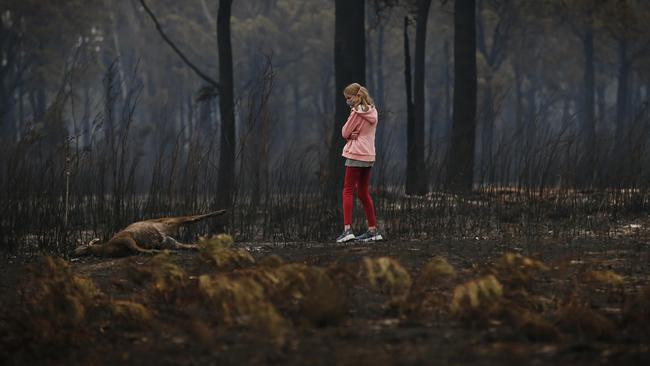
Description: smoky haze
xmin=1 ymin=0 xmax=650 ymax=250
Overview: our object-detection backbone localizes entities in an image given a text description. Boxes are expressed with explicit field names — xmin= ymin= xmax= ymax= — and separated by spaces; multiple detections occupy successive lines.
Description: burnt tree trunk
xmin=614 ymin=39 xmax=630 ymax=164
xmin=366 ymin=1 xmax=375 ymax=98
xmin=427 ymin=54 xmax=439 ymax=165
xmin=327 ymin=0 xmax=365 ymax=201
xmin=579 ymin=22 xmax=596 ymax=187
xmin=404 ymin=17 xmax=415 ymax=194
xmin=375 ymin=22 xmax=386 ymax=150
xmin=410 ymin=0 xmax=431 ymax=195
xmin=443 ymin=40 xmax=451 ymax=141
xmin=447 ymin=0 xmax=477 ymax=192
xmin=375 ymin=23 xmax=386 ymax=111
xmin=480 ymin=77 xmax=494 ymax=183
xmin=216 ymin=0 xmax=236 ymax=208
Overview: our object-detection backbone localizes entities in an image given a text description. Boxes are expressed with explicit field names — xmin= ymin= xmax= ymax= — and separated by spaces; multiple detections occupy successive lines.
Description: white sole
xmin=336 ymin=234 xmax=356 ymax=243
xmin=361 ymin=235 xmax=383 ymax=242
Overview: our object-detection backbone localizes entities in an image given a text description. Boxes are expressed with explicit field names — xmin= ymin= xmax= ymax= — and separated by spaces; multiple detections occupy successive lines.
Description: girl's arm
xmin=341 ymin=111 xmax=364 ymax=139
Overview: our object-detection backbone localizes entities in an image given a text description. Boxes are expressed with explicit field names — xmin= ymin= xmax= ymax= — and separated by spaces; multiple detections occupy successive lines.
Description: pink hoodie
xmin=341 ymin=105 xmax=378 ymax=162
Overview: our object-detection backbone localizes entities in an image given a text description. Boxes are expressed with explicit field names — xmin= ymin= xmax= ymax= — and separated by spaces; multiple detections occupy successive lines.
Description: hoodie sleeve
xmin=341 ymin=111 xmax=363 ymax=139
xmin=341 ymin=106 xmax=378 ymax=139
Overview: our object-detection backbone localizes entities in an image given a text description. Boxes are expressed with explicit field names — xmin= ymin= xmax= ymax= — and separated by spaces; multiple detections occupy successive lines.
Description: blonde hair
xmin=343 ymin=83 xmax=374 ymax=111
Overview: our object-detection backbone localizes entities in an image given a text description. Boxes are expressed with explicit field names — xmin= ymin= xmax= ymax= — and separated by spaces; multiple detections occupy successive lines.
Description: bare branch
xmin=198 ymin=0 xmax=216 ymax=24
xmin=139 ymin=0 xmax=219 ymax=88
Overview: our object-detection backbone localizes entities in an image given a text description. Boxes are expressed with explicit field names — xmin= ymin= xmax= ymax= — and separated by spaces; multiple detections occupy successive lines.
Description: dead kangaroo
xmin=73 ymin=210 xmax=227 ymax=257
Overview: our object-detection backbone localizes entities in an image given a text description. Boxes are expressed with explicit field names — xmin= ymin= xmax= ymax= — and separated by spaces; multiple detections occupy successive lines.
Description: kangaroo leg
xmin=123 ymin=239 xmax=161 ymax=255
xmin=159 ymin=236 xmax=199 ymax=250
xmin=93 ymin=236 xmax=159 ymax=257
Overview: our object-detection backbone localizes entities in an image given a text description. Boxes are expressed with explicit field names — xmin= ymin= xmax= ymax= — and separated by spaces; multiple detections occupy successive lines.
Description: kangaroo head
xmin=73 ymin=238 xmax=101 ymax=257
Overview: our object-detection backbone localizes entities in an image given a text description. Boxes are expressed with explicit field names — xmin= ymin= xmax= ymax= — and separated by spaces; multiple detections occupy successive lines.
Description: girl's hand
xmin=350 ymin=132 xmax=359 ymax=140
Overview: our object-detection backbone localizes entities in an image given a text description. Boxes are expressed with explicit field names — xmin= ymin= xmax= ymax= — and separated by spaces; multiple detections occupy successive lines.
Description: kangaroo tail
xmin=185 ymin=209 xmax=227 ymax=223
xmin=155 ymin=209 xmax=227 ymax=226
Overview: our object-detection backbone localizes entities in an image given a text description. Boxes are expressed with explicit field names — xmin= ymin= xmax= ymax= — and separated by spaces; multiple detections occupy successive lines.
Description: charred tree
xmin=409 ymin=0 xmax=431 ymax=195
xmin=447 ymin=0 xmax=477 ymax=192
xmin=404 ymin=17 xmax=416 ymax=194
xmin=579 ymin=19 xmax=596 ymax=187
xmin=216 ymin=0 xmax=235 ymax=208
xmin=475 ymin=0 xmax=516 ymax=184
xmin=375 ymin=18 xmax=387 ymax=152
xmin=0 ymin=23 xmax=24 ymax=143
xmin=327 ymin=0 xmax=365 ymax=200
xmin=613 ymin=39 xmax=630 ymax=162
xmin=443 ymin=40 xmax=452 ymax=141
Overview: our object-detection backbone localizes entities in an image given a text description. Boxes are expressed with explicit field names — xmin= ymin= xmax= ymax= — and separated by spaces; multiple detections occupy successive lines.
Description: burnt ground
xmin=1 ymin=229 xmax=650 ymax=365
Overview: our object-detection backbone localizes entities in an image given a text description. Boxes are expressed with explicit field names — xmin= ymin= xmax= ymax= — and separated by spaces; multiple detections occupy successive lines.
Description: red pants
xmin=343 ymin=167 xmax=377 ymax=227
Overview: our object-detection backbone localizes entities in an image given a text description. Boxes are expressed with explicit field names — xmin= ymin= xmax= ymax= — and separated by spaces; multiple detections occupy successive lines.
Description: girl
xmin=336 ymin=83 xmax=383 ymax=243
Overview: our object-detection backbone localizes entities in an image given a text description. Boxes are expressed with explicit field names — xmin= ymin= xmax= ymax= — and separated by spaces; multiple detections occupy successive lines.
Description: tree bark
xmin=579 ymin=23 xmax=596 ymax=187
xmin=375 ymin=23 xmax=386 ymax=149
xmin=366 ymin=1 xmax=375 ymax=98
xmin=447 ymin=0 xmax=477 ymax=192
xmin=427 ymin=54 xmax=439 ymax=164
xmin=375 ymin=23 xmax=386 ymax=110
xmin=410 ymin=0 xmax=432 ymax=195
xmin=327 ymin=0 xmax=365 ymax=201
xmin=480 ymin=78 xmax=494 ymax=184
xmin=476 ymin=0 xmax=491 ymax=183
xmin=404 ymin=17 xmax=416 ymax=194
xmin=614 ymin=39 xmax=630 ymax=163
xmin=443 ymin=40 xmax=451 ymax=139
xmin=216 ymin=0 xmax=236 ymax=208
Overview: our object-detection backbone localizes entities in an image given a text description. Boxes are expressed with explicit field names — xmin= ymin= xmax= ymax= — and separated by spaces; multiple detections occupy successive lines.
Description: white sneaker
xmin=355 ymin=230 xmax=383 ymax=242
xmin=336 ymin=229 xmax=356 ymax=243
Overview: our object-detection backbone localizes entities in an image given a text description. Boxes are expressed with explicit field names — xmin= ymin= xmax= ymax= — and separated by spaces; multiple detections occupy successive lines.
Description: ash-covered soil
xmin=2 ymin=233 xmax=650 ymax=366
